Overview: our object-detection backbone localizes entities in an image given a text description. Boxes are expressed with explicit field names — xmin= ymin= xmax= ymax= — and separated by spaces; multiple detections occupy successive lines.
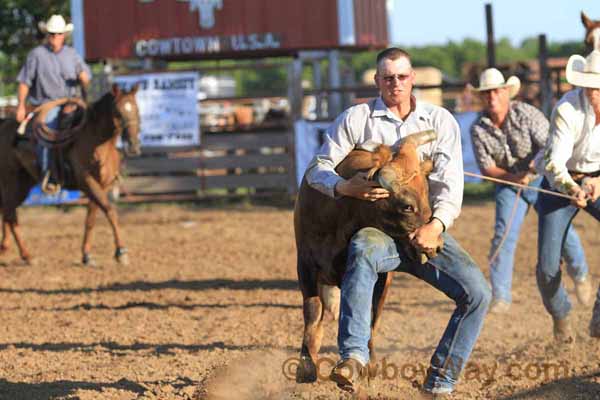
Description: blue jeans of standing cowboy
xmin=490 ymin=177 xmax=589 ymax=303
xmin=339 ymin=228 xmax=491 ymax=393
xmin=537 ymin=178 xmax=600 ymax=319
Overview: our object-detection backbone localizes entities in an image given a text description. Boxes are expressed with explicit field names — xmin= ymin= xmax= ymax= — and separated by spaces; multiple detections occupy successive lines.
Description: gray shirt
xmin=17 ymin=44 xmax=91 ymax=105
xmin=305 ymin=96 xmax=464 ymax=230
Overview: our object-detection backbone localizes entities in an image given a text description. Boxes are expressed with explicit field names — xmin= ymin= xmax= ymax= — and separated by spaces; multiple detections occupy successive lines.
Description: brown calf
xmin=294 ymin=130 xmax=441 ymax=383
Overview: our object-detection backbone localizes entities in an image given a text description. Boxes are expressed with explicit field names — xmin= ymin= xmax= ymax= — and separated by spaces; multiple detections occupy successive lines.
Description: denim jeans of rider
xmin=490 ymin=177 xmax=588 ymax=303
xmin=537 ymin=178 xmax=600 ymax=319
xmin=338 ymin=227 xmax=491 ymax=392
xmin=36 ymin=105 xmax=62 ymax=171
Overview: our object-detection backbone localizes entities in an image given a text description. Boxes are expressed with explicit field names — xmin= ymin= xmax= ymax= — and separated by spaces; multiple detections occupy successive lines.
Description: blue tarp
xmin=24 ymin=185 xmax=81 ymax=206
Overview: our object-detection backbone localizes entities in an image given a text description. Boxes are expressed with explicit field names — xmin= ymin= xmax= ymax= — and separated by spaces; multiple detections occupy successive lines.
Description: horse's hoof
xmin=22 ymin=257 xmax=36 ymax=266
xmin=295 ymin=355 xmax=318 ymax=383
xmin=0 ymin=245 xmax=9 ymax=255
xmin=115 ymin=248 xmax=129 ymax=265
xmin=82 ymin=253 xmax=96 ymax=267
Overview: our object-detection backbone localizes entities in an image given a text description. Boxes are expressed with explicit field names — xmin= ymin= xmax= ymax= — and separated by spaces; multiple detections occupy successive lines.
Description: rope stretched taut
xmin=463 ymin=171 xmax=578 ymax=201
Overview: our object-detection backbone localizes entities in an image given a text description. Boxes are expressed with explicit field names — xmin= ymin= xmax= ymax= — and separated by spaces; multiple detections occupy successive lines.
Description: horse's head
xmin=582 ymin=11 xmax=600 ymax=53
xmin=112 ymin=83 xmax=142 ymax=157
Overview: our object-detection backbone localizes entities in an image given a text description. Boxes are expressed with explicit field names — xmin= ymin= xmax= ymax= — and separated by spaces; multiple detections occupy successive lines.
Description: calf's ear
xmin=420 ymin=159 xmax=434 ymax=176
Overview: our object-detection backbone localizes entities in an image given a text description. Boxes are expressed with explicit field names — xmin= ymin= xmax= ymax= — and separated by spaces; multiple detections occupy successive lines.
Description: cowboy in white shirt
xmin=537 ymin=49 xmax=600 ymax=342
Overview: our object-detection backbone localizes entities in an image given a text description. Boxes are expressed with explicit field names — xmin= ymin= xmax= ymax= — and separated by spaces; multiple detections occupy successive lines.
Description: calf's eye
xmin=402 ymin=205 xmax=415 ymax=213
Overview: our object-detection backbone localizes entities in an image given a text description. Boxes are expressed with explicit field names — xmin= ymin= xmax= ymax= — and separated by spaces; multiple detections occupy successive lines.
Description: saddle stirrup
xmin=41 ymin=170 xmax=61 ymax=195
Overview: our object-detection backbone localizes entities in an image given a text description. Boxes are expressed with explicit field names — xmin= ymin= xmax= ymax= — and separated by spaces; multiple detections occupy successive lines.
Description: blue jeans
xmin=36 ymin=106 xmax=61 ymax=171
xmin=490 ymin=177 xmax=588 ymax=302
xmin=339 ymin=228 xmax=491 ymax=392
xmin=537 ymin=178 xmax=600 ymax=319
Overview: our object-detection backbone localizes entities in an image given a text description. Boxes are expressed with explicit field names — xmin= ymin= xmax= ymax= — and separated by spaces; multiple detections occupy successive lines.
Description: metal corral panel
xmin=79 ymin=0 xmax=388 ymax=60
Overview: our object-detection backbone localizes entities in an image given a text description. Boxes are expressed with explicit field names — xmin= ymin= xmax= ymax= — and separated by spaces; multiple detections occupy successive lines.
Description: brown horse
xmin=582 ymin=11 xmax=600 ymax=53
xmin=0 ymin=84 xmax=141 ymax=266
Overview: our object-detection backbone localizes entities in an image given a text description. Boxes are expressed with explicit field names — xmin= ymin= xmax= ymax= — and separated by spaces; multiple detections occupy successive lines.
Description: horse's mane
xmin=88 ymin=92 xmax=115 ymax=123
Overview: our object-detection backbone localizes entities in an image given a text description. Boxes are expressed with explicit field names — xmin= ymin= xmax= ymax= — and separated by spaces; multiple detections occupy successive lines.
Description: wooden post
xmin=286 ymin=57 xmax=303 ymax=195
xmin=312 ymin=60 xmax=323 ymax=119
xmin=288 ymin=57 xmax=304 ymax=121
xmin=538 ymin=34 xmax=553 ymax=117
xmin=485 ymin=3 xmax=496 ymax=67
xmin=328 ymin=50 xmax=342 ymax=117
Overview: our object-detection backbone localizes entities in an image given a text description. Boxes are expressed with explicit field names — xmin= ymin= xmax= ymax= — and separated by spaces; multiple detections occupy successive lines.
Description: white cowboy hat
xmin=470 ymin=68 xmax=521 ymax=98
xmin=38 ymin=15 xmax=74 ymax=34
xmin=566 ymin=50 xmax=600 ymax=89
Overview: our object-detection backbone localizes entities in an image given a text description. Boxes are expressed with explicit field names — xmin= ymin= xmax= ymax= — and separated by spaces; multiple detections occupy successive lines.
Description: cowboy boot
xmin=41 ymin=170 xmax=61 ymax=195
xmin=330 ymin=358 xmax=368 ymax=398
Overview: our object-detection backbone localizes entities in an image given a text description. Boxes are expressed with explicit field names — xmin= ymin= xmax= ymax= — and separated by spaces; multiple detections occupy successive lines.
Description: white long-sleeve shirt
xmin=542 ymin=88 xmax=600 ymax=194
xmin=304 ymin=97 xmax=464 ymax=230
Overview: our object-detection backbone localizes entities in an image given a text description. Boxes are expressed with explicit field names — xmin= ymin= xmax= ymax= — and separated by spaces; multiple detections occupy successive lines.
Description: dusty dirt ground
xmin=0 ymin=201 xmax=599 ymax=400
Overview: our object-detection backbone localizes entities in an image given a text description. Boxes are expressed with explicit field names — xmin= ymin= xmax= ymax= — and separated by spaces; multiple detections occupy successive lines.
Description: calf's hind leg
xmin=296 ymin=257 xmax=325 ymax=383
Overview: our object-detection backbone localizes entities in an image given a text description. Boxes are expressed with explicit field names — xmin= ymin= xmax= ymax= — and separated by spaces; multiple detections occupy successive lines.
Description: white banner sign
xmin=114 ymin=72 xmax=200 ymax=147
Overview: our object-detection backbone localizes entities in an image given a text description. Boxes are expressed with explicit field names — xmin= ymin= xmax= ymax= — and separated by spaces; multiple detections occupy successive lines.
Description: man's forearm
xmin=481 ymin=165 xmax=525 ymax=182
xmin=79 ymin=71 xmax=91 ymax=87
xmin=17 ymin=83 xmax=29 ymax=107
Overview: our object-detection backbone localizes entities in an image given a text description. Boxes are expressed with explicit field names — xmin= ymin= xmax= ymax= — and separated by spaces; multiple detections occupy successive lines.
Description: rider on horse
xmin=14 ymin=14 xmax=91 ymax=193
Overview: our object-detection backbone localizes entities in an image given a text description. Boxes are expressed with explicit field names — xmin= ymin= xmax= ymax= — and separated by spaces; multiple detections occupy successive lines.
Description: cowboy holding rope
xmin=536 ymin=50 xmax=600 ymax=342
xmin=470 ymin=68 xmax=591 ymax=314
xmin=14 ymin=14 xmax=91 ymax=193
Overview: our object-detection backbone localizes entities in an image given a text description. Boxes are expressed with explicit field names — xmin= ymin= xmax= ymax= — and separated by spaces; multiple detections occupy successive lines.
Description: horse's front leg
xmin=81 ymin=201 xmax=98 ymax=266
xmin=82 ymin=175 xmax=129 ymax=265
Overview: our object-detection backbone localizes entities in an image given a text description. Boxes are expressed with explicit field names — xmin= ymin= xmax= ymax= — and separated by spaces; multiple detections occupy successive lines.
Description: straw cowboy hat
xmin=470 ymin=68 xmax=521 ymax=98
xmin=566 ymin=50 xmax=600 ymax=89
xmin=38 ymin=15 xmax=74 ymax=34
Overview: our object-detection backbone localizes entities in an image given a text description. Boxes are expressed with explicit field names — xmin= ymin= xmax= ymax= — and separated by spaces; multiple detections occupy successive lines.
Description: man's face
xmin=585 ymin=87 xmax=600 ymax=110
xmin=47 ymin=32 xmax=65 ymax=52
xmin=374 ymin=57 xmax=415 ymax=107
xmin=480 ymin=87 xmax=510 ymax=117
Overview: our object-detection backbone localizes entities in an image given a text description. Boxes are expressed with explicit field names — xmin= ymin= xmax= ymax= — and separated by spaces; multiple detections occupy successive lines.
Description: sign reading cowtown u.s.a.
xmin=134 ymin=0 xmax=281 ymax=57
xmin=76 ymin=0 xmax=388 ymax=60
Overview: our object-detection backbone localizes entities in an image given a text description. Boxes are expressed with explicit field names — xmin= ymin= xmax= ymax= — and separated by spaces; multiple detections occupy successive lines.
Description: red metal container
xmin=78 ymin=0 xmax=388 ymax=60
